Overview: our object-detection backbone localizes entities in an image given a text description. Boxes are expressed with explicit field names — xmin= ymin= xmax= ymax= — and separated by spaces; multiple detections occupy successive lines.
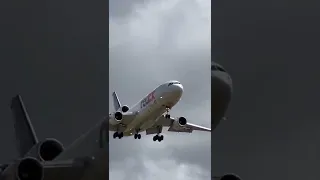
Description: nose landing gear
xmin=134 ymin=128 xmax=142 ymax=139
xmin=164 ymin=106 xmax=171 ymax=119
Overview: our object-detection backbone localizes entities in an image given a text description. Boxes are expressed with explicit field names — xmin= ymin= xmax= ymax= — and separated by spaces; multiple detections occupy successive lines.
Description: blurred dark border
xmin=0 ymin=0 xmax=109 ymax=175
xmin=212 ymin=0 xmax=320 ymax=179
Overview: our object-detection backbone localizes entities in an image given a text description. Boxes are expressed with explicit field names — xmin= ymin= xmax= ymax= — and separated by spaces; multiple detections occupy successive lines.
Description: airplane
xmin=109 ymin=80 xmax=211 ymax=141
xmin=211 ymin=62 xmax=243 ymax=180
xmin=0 ymin=95 xmax=110 ymax=180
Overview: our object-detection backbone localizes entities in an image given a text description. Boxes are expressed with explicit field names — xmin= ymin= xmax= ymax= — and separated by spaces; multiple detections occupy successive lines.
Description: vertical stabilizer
xmin=10 ymin=95 xmax=38 ymax=157
xmin=112 ymin=91 xmax=121 ymax=111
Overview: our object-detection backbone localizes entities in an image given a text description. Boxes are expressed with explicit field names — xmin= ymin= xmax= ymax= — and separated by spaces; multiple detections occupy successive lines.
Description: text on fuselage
xmin=140 ymin=91 xmax=156 ymax=108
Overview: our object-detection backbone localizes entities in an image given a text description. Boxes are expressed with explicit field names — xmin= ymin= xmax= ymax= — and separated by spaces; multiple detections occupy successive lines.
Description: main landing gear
xmin=153 ymin=126 xmax=164 ymax=142
xmin=134 ymin=134 xmax=141 ymax=139
xmin=113 ymin=132 xmax=124 ymax=139
xmin=153 ymin=134 xmax=164 ymax=142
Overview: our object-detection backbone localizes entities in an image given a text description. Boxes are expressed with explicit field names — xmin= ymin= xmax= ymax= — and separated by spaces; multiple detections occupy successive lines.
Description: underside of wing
xmin=0 ymin=157 xmax=90 ymax=180
xmin=155 ymin=115 xmax=211 ymax=133
xmin=42 ymin=158 xmax=90 ymax=180
xmin=145 ymin=126 xmax=163 ymax=135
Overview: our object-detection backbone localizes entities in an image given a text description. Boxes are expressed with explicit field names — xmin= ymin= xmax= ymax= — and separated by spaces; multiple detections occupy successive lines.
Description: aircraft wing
xmin=151 ymin=115 xmax=211 ymax=133
xmin=42 ymin=158 xmax=89 ymax=180
xmin=0 ymin=158 xmax=90 ymax=180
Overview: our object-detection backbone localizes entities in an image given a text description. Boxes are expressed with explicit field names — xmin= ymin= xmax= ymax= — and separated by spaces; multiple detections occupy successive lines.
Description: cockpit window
xmin=168 ymin=82 xmax=181 ymax=86
xmin=211 ymin=65 xmax=226 ymax=72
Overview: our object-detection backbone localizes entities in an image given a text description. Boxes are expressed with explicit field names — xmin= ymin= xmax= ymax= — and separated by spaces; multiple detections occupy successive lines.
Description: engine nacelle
xmin=220 ymin=174 xmax=242 ymax=180
xmin=109 ymin=111 xmax=123 ymax=125
xmin=172 ymin=117 xmax=187 ymax=128
xmin=38 ymin=139 xmax=64 ymax=161
xmin=16 ymin=157 xmax=43 ymax=180
xmin=120 ymin=105 xmax=129 ymax=113
xmin=23 ymin=139 xmax=64 ymax=162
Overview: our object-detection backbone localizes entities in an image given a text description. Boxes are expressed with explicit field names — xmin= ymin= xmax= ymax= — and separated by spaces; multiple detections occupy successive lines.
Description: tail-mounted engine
xmin=38 ymin=139 xmax=64 ymax=161
xmin=16 ymin=157 xmax=43 ymax=180
xmin=24 ymin=138 xmax=64 ymax=162
xmin=109 ymin=111 xmax=123 ymax=125
xmin=172 ymin=117 xmax=187 ymax=128
xmin=120 ymin=105 xmax=129 ymax=113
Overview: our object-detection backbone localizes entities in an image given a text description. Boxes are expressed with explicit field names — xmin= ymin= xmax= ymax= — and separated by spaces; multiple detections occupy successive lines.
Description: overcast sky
xmin=109 ymin=0 xmax=211 ymax=179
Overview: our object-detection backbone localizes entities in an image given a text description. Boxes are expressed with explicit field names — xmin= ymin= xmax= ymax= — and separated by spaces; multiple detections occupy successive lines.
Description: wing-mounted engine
xmin=24 ymin=138 xmax=64 ymax=161
xmin=119 ymin=105 xmax=129 ymax=113
xmin=172 ymin=117 xmax=187 ymax=128
xmin=109 ymin=111 xmax=123 ymax=125
xmin=16 ymin=157 xmax=44 ymax=180
xmin=218 ymin=174 xmax=242 ymax=180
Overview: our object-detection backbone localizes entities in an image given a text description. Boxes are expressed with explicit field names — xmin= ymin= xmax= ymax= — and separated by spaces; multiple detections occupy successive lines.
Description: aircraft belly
xmin=139 ymin=107 xmax=166 ymax=131
xmin=124 ymin=102 xmax=162 ymax=133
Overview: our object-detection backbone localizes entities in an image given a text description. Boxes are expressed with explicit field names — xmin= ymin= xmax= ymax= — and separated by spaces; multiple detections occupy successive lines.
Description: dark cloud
xmin=212 ymin=0 xmax=320 ymax=179
xmin=109 ymin=0 xmax=149 ymax=17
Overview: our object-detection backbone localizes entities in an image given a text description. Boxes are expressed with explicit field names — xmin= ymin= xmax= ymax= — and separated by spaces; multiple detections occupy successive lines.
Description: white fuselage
xmin=122 ymin=81 xmax=184 ymax=135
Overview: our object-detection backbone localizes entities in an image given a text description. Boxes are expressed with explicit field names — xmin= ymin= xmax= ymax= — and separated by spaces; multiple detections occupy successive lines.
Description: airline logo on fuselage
xmin=140 ymin=91 xmax=156 ymax=108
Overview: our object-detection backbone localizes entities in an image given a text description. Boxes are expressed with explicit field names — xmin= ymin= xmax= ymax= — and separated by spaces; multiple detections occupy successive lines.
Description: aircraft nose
xmin=212 ymin=71 xmax=233 ymax=93
xmin=211 ymin=71 xmax=233 ymax=130
xmin=168 ymin=83 xmax=183 ymax=98
xmin=173 ymin=84 xmax=184 ymax=96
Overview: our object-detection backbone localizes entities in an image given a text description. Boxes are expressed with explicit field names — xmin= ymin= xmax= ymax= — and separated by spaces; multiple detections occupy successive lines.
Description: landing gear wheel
xmin=158 ymin=135 xmax=164 ymax=141
xmin=118 ymin=132 xmax=124 ymax=139
xmin=134 ymin=134 xmax=142 ymax=139
xmin=165 ymin=114 xmax=170 ymax=119
xmin=113 ymin=132 xmax=124 ymax=139
xmin=153 ymin=135 xmax=158 ymax=141
xmin=113 ymin=132 xmax=118 ymax=139
xmin=153 ymin=135 xmax=164 ymax=142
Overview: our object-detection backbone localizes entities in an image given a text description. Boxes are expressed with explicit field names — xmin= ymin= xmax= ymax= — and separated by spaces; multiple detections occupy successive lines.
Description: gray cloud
xmin=109 ymin=0 xmax=211 ymax=179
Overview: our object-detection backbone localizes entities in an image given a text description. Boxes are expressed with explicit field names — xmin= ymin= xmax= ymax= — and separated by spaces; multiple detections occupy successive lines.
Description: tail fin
xmin=112 ymin=91 xmax=121 ymax=111
xmin=10 ymin=95 xmax=38 ymax=157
